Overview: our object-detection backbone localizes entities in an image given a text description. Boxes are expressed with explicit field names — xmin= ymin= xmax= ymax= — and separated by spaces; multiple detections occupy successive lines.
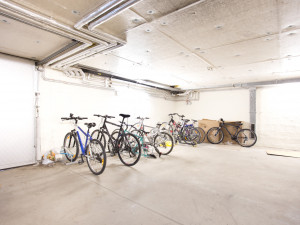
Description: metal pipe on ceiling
xmin=187 ymin=77 xmax=300 ymax=91
xmin=79 ymin=65 xmax=180 ymax=92
xmin=88 ymin=0 xmax=141 ymax=30
xmin=46 ymin=43 xmax=93 ymax=66
xmin=74 ymin=0 xmax=125 ymax=29
xmin=53 ymin=43 xmax=118 ymax=68
xmin=78 ymin=28 xmax=126 ymax=45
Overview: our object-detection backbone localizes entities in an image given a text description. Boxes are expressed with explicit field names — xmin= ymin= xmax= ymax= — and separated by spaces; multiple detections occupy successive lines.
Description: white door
xmin=0 ymin=54 xmax=35 ymax=169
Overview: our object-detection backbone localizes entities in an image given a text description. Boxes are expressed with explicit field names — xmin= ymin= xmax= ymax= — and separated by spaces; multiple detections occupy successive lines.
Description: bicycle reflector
xmin=166 ymin=141 xmax=172 ymax=147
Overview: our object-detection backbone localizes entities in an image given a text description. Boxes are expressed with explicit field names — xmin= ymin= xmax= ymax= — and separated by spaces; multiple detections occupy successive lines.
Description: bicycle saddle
xmin=119 ymin=114 xmax=130 ymax=118
xmin=184 ymin=119 xmax=190 ymax=122
xmin=84 ymin=122 xmax=96 ymax=128
xmin=192 ymin=119 xmax=197 ymax=122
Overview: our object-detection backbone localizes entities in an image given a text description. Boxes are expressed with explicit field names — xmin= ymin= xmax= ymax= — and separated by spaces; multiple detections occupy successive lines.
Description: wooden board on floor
xmin=266 ymin=149 xmax=300 ymax=158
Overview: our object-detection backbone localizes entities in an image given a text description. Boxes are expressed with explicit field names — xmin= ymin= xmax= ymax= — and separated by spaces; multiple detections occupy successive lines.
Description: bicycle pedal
xmin=78 ymin=160 xmax=84 ymax=164
xmin=110 ymin=152 xmax=115 ymax=157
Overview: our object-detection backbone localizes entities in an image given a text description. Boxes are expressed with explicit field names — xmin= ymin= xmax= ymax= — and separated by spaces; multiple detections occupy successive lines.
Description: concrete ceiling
xmin=0 ymin=0 xmax=300 ymax=89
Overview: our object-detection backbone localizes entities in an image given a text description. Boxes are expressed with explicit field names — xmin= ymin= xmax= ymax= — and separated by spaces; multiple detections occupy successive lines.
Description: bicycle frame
xmin=99 ymin=117 xmax=127 ymax=152
xmin=74 ymin=124 xmax=93 ymax=155
xmin=219 ymin=123 xmax=240 ymax=139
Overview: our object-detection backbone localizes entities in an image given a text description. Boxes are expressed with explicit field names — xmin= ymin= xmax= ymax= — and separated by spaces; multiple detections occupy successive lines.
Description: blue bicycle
xmin=61 ymin=114 xmax=106 ymax=175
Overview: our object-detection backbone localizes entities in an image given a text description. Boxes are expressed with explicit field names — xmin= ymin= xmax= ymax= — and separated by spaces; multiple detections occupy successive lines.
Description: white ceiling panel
xmin=130 ymin=0 xmax=200 ymax=22
xmin=110 ymin=24 xmax=189 ymax=64
xmin=279 ymin=30 xmax=300 ymax=57
xmin=155 ymin=0 xmax=278 ymax=50
xmin=279 ymin=0 xmax=300 ymax=30
xmin=10 ymin=0 xmax=107 ymax=26
xmin=201 ymin=34 xmax=280 ymax=67
xmin=0 ymin=15 xmax=72 ymax=60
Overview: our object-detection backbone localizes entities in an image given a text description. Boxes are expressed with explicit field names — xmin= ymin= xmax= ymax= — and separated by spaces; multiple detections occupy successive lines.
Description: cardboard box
xmin=198 ymin=119 xmax=220 ymax=143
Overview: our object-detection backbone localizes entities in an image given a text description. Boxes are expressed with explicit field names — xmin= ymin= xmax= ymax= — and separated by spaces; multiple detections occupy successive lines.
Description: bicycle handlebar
xmin=94 ymin=114 xmax=115 ymax=119
xmin=61 ymin=115 xmax=88 ymax=121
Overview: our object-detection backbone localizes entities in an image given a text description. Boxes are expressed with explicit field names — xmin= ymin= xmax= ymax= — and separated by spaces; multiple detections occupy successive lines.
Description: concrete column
xmin=249 ymin=87 xmax=256 ymax=132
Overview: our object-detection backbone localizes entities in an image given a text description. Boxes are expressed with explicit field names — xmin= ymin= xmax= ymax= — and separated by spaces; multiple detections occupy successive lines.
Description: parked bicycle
xmin=61 ymin=114 xmax=106 ymax=175
xmin=130 ymin=117 xmax=174 ymax=156
xmin=160 ymin=113 xmax=203 ymax=146
xmin=91 ymin=114 xmax=141 ymax=166
xmin=206 ymin=118 xmax=257 ymax=147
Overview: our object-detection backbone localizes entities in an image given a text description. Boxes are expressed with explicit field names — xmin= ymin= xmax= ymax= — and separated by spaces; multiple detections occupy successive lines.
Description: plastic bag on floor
xmin=42 ymin=150 xmax=56 ymax=166
xmin=42 ymin=158 xmax=54 ymax=166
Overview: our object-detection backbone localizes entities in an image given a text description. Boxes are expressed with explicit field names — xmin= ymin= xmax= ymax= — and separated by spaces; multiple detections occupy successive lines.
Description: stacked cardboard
xmin=198 ymin=119 xmax=220 ymax=143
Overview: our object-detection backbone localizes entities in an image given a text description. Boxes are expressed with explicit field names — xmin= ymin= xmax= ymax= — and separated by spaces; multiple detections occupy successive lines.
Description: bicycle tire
xmin=154 ymin=132 xmax=174 ymax=155
xmin=196 ymin=127 xmax=206 ymax=144
xmin=86 ymin=139 xmax=107 ymax=175
xmin=118 ymin=133 xmax=141 ymax=166
xmin=91 ymin=129 xmax=107 ymax=150
xmin=131 ymin=129 xmax=143 ymax=139
xmin=63 ymin=132 xmax=79 ymax=161
xmin=189 ymin=127 xmax=201 ymax=143
xmin=236 ymin=129 xmax=257 ymax=147
xmin=207 ymin=127 xmax=224 ymax=144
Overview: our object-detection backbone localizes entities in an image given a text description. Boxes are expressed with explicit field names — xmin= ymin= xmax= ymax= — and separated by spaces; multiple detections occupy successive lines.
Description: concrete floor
xmin=1 ymin=144 xmax=300 ymax=225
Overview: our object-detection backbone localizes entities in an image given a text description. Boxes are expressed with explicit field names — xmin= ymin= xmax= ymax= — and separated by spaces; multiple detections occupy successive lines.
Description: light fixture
xmin=215 ymin=25 xmax=223 ymax=30
xmin=145 ymin=28 xmax=152 ymax=32
xmin=160 ymin=21 xmax=167 ymax=26
xmin=195 ymin=47 xmax=201 ymax=51
xmin=147 ymin=10 xmax=154 ymax=15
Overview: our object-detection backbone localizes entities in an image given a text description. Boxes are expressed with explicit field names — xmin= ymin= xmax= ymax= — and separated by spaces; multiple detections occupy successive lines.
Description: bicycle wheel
xmin=63 ymin=132 xmax=79 ymax=161
xmin=207 ymin=127 xmax=224 ymax=144
xmin=86 ymin=139 xmax=106 ymax=175
xmin=196 ymin=127 xmax=206 ymax=143
xmin=154 ymin=132 xmax=174 ymax=155
xmin=131 ymin=129 xmax=143 ymax=140
xmin=118 ymin=133 xmax=141 ymax=166
xmin=91 ymin=129 xmax=107 ymax=150
xmin=188 ymin=127 xmax=201 ymax=143
xmin=236 ymin=129 xmax=257 ymax=147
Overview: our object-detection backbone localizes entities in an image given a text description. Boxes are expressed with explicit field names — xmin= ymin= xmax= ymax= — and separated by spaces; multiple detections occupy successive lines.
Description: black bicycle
xmin=91 ymin=114 xmax=141 ymax=166
xmin=61 ymin=114 xmax=106 ymax=175
xmin=207 ymin=118 xmax=257 ymax=147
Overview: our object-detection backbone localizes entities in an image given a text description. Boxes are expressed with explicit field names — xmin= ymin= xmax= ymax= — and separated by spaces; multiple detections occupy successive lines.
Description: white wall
xmin=174 ymin=89 xmax=250 ymax=122
xmin=0 ymin=54 xmax=36 ymax=168
xmin=38 ymin=68 xmax=300 ymax=153
xmin=257 ymin=83 xmax=300 ymax=151
xmin=174 ymin=86 xmax=300 ymax=150
xmin=39 ymin=69 xmax=176 ymax=154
